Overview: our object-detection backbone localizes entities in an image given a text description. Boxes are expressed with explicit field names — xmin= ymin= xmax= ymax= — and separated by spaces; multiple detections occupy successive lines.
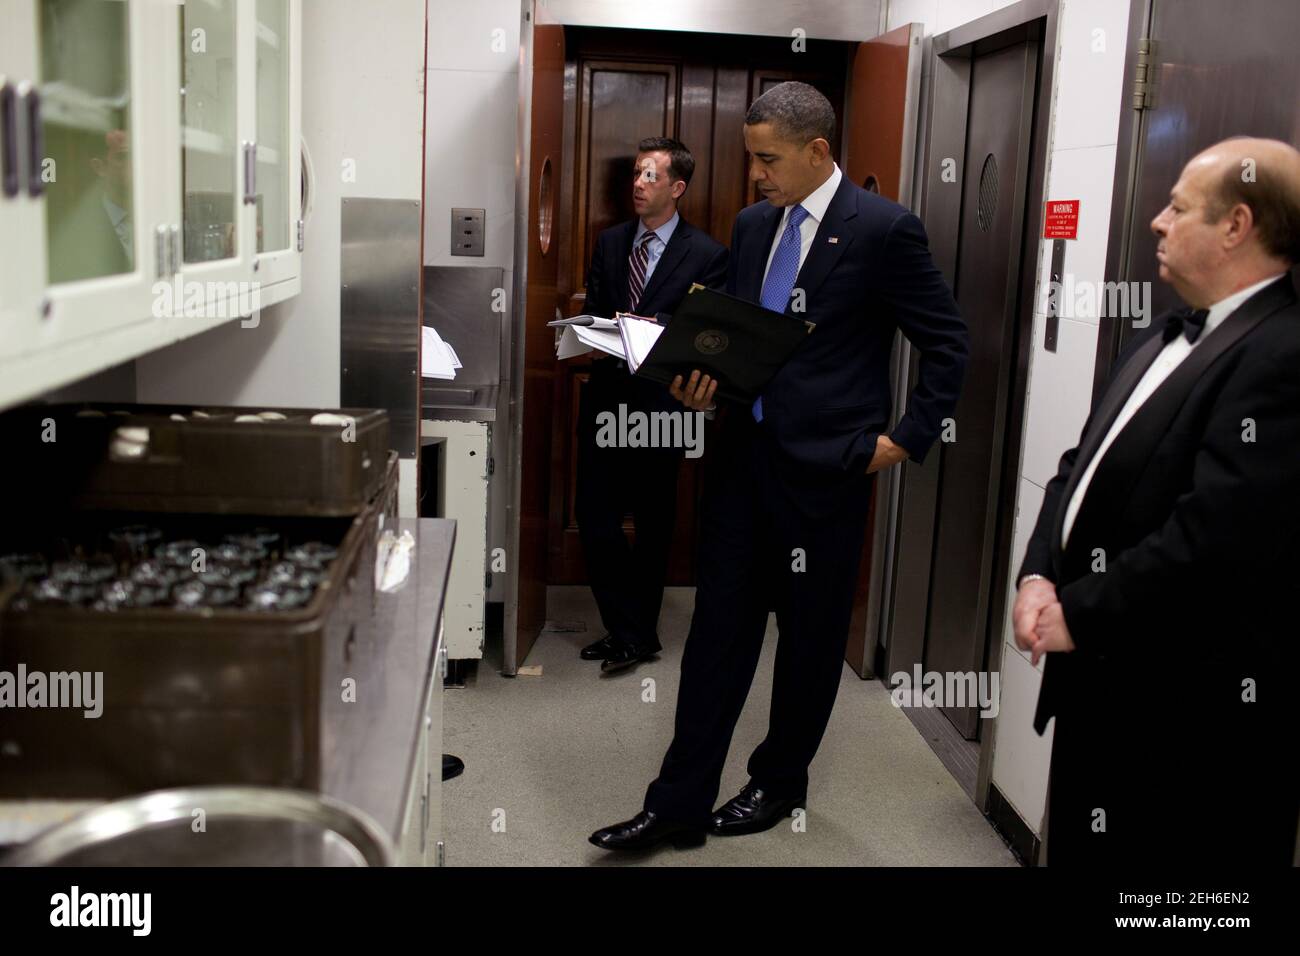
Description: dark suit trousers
xmin=643 ymin=411 xmax=874 ymax=825
xmin=574 ymin=360 xmax=682 ymax=648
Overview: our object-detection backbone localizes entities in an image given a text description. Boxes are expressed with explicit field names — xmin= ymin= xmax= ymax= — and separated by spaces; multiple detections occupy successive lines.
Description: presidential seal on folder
xmin=628 ymin=284 xmax=813 ymax=404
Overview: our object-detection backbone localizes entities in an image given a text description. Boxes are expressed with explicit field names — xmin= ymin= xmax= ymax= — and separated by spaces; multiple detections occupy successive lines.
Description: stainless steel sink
xmin=421 ymin=383 xmax=498 ymax=422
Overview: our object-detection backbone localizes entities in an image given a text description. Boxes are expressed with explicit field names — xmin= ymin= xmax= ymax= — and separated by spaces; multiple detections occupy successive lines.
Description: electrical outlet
xmin=451 ymin=208 xmax=485 ymax=256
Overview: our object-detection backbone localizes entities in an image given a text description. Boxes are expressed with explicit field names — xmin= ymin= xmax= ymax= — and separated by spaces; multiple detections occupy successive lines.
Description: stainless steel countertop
xmin=320 ymin=517 xmax=455 ymax=839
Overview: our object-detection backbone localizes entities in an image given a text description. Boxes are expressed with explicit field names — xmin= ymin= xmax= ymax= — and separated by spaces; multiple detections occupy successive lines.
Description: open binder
xmin=629 ymin=285 xmax=814 ymax=404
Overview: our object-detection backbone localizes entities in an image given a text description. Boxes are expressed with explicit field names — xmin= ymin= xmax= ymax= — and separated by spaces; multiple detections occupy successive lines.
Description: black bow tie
xmin=1162 ymin=306 xmax=1210 ymax=344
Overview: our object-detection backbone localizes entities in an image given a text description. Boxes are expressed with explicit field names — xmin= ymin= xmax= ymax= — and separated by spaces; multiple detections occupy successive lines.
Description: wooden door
xmin=515 ymin=16 xmax=565 ymax=669
xmin=547 ymin=27 xmax=852 ymax=590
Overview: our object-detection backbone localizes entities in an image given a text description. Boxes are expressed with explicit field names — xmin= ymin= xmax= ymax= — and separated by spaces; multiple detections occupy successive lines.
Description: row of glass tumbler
xmin=0 ymin=525 xmax=340 ymax=613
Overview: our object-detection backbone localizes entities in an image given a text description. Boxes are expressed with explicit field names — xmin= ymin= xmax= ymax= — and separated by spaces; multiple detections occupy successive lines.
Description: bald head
xmin=1150 ymin=136 xmax=1300 ymax=307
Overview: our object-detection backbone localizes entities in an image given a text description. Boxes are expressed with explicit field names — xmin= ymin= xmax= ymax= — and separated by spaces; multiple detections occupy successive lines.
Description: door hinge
xmin=435 ymin=839 xmax=445 ymax=867
xmin=296 ymin=218 xmax=305 ymax=252
xmin=1131 ymin=37 xmax=1155 ymax=111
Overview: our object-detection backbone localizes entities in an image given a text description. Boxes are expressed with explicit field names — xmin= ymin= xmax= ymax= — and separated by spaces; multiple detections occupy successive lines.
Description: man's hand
xmin=866 ymin=434 xmax=909 ymax=474
xmin=1013 ymin=578 xmax=1057 ymax=655
xmin=669 ymin=370 xmax=718 ymax=411
xmin=1029 ymin=600 xmax=1076 ymax=665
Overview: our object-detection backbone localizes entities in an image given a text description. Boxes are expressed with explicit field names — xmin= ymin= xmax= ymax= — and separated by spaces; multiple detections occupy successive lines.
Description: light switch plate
xmin=451 ymin=208 xmax=485 ymax=257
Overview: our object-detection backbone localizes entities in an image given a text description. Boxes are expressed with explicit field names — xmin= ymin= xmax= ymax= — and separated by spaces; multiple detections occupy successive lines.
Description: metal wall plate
xmin=450 ymin=208 xmax=485 ymax=257
xmin=341 ymin=197 xmax=422 ymax=458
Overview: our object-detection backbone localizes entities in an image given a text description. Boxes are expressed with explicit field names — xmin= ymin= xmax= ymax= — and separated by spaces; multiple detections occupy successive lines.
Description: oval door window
xmin=538 ymin=156 xmax=554 ymax=256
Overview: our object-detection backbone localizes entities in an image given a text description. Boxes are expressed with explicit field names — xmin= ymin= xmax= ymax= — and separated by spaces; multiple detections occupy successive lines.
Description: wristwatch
xmin=1017 ymin=572 xmax=1051 ymax=588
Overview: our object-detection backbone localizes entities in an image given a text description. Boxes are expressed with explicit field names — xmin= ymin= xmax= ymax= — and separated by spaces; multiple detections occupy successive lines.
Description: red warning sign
xmin=1044 ymin=200 xmax=1080 ymax=239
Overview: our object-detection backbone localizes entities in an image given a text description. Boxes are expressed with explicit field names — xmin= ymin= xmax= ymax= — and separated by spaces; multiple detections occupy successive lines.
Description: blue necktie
xmin=753 ymin=204 xmax=809 ymax=422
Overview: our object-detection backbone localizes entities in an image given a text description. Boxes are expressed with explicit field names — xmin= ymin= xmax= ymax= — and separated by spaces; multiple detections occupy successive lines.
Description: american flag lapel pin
xmin=828 ymin=237 xmax=839 ymax=244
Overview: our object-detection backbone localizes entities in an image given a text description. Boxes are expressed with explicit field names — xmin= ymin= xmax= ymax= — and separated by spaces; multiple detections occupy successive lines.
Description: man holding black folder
xmin=591 ymin=82 xmax=968 ymax=850
xmin=574 ymin=138 xmax=728 ymax=673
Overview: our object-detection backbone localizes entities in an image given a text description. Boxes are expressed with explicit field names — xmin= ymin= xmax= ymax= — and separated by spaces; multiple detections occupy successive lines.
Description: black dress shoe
xmin=442 ymin=754 xmax=465 ymax=781
xmin=599 ymin=639 xmax=661 ymax=673
xmin=580 ymin=633 xmax=620 ymax=661
xmin=710 ymin=783 xmax=805 ymax=836
xmin=589 ymin=810 xmax=707 ymax=851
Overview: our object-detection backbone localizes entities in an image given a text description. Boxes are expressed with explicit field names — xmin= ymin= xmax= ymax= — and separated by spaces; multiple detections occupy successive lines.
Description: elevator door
xmin=1101 ymin=0 xmax=1300 ymax=374
xmin=923 ymin=36 xmax=1038 ymax=739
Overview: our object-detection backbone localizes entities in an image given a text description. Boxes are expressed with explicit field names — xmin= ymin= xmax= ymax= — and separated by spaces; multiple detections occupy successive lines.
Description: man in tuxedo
xmin=574 ymin=137 xmax=728 ymax=674
xmin=1013 ymin=136 xmax=1300 ymax=865
xmin=590 ymin=82 xmax=968 ymax=850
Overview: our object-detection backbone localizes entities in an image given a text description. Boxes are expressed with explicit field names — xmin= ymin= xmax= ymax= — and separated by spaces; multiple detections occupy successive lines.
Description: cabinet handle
xmin=155 ymin=225 xmax=168 ymax=281
xmin=243 ymin=141 xmax=256 ymax=205
xmin=1 ymin=82 xmax=18 ymax=199
xmin=24 ymin=86 xmax=43 ymax=198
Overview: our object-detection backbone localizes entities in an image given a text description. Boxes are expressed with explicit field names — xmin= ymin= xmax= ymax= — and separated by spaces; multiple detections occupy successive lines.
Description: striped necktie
xmin=626 ymin=231 xmax=658 ymax=312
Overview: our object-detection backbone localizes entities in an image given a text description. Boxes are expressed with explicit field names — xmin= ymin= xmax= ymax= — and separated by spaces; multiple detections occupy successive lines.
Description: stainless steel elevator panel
xmin=340 ymin=198 xmax=422 ymax=459
xmin=889 ymin=3 xmax=1058 ymax=756
xmin=924 ymin=37 xmax=1037 ymax=740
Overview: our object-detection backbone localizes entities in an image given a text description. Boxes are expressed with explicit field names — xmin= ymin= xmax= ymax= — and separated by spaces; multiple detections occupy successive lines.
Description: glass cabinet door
xmin=39 ymin=0 xmax=137 ymax=286
xmin=180 ymin=0 xmax=239 ymax=266
xmin=255 ymin=0 xmax=290 ymax=256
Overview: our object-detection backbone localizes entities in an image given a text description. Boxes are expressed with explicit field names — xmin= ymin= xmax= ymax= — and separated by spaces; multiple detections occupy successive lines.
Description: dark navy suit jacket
xmin=586 ymin=216 xmax=728 ymax=326
xmin=729 ymin=175 xmax=967 ymax=473
xmin=584 ymin=215 xmax=728 ymax=413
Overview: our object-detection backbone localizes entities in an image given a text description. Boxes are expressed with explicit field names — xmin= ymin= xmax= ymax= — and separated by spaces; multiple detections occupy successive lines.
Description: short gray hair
xmin=745 ymin=81 xmax=835 ymax=147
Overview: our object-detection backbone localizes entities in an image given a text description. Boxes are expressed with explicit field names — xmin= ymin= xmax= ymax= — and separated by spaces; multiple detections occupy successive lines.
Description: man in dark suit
xmin=574 ymin=137 xmax=728 ymax=674
xmin=1013 ymin=136 xmax=1300 ymax=866
xmin=590 ymin=82 xmax=968 ymax=849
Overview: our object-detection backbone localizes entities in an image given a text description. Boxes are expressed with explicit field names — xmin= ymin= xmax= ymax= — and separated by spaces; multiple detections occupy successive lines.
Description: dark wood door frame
xmin=545 ymin=27 xmax=852 ymax=592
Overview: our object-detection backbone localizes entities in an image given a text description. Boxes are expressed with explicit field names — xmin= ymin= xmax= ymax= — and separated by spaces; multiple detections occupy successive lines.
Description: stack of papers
xmin=551 ymin=313 xmax=664 ymax=366
xmin=422 ymin=326 xmax=463 ymax=380
xmin=617 ymin=317 xmax=664 ymax=372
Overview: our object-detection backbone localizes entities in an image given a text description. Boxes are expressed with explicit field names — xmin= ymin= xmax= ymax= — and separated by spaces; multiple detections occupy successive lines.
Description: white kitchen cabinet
xmin=0 ymin=0 xmax=302 ymax=410
xmin=421 ymin=418 xmax=490 ymax=662
xmin=249 ymin=0 xmax=302 ymax=303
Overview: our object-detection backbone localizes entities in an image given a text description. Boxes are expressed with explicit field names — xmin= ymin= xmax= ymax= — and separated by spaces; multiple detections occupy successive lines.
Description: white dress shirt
xmin=632 ymin=209 xmax=679 ymax=286
xmin=761 ymin=163 xmax=843 ymax=287
xmin=1061 ymin=272 xmax=1287 ymax=547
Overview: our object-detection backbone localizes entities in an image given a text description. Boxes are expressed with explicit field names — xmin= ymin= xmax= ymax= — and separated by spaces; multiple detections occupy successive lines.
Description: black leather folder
xmin=631 ymin=285 xmax=813 ymax=403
